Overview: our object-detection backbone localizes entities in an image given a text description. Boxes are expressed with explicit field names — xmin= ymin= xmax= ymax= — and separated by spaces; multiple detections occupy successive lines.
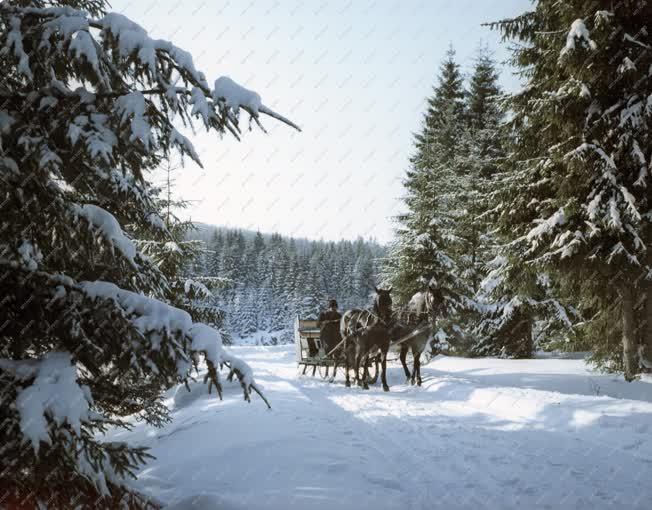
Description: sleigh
xmin=295 ymin=314 xmax=435 ymax=382
xmin=294 ymin=316 xmax=426 ymax=378
xmin=295 ymin=318 xmax=338 ymax=377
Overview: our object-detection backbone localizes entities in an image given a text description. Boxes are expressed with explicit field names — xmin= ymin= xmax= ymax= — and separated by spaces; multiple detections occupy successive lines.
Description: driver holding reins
xmin=317 ymin=299 xmax=342 ymax=356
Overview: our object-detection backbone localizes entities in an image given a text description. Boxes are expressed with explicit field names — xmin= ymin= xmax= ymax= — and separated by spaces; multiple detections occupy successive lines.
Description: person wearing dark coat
xmin=318 ymin=299 xmax=342 ymax=355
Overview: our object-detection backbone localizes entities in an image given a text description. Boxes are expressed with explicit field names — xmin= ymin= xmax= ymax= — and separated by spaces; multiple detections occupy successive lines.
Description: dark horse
xmin=388 ymin=287 xmax=437 ymax=386
xmin=338 ymin=286 xmax=393 ymax=391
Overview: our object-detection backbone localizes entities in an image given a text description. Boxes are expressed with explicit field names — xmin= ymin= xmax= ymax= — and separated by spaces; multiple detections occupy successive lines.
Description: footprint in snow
xmin=499 ymin=478 xmax=520 ymax=487
xmin=364 ymin=476 xmax=403 ymax=492
xmin=327 ymin=462 xmax=348 ymax=473
xmin=622 ymin=439 xmax=644 ymax=450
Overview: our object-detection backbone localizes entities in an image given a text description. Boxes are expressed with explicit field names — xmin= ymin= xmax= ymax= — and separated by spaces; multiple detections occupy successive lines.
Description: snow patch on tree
xmin=214 ymin=76 xmax=262 ymax=117
xmin=73 ymin=204 xmax=138 ymax=265
xmin=561 ymin=19 xmax=597 ymax=57
xmin=0 ymin=352 xmax=92 ymax=453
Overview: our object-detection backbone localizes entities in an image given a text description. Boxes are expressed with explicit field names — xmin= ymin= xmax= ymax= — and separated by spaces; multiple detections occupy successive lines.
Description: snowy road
xmin=111 ymin=346 xmax=652 ymax=510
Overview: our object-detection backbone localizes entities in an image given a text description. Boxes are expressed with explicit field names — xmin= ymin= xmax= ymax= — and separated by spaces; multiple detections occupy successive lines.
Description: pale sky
xmin=111 ymin=0 xmax=531 ymax=243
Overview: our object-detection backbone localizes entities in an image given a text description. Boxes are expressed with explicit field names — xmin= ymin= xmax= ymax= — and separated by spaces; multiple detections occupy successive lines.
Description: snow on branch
xmin=184 ymin=278 xmax=212 ymax=299
xmin=72 ymin=204 xmax=138 ymax=266
xmin=565 ymin=142 xmax=618 ymax=185
xmin=526 ymin=208 xmax=566 ymax=241
xmin=214 ymin=76 xmax=261 ymax=115
xmin=0 ymin=352 xmax=93 ymax=453
xmin=95 ymin=13 xmax=300 ymax=133
xmin=79 ymin=280 xmax=268 ymax=406
xmin=81 ymin=280 xmax=193 ymax=337
xmin=97 ymin=12 xmax=208 ymax=88
xmin=189 ymin=324 xmax=270 ymax=408
xmin=115 ymin=92 xmax=155 ymax=151
xmin=214 ymin=76 xmax=301 ymax=133
xmin=1 ymin=4 xmax=300 ymax=137
xmin=5 ymin=16 xmax=32 ymax=80
xmin=560 ymin=19 xmax=597 ymax=57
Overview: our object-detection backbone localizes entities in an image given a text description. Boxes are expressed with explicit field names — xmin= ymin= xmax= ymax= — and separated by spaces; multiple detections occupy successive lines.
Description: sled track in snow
xmin=111 ymin=345 xmax=652 ymax=510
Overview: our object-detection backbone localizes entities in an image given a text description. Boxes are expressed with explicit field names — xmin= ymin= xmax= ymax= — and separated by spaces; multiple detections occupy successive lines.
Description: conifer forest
xmin=1 ymin=1 xmax=651 ymax=509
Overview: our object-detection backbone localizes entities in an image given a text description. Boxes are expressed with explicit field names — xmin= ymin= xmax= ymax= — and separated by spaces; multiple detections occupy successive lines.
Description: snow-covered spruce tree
xmin=383 ymin=47 xmax=469 ymax=349
xmin=473 ymin=253 xmax=576 ymax=358
xmin=454 ymin=47 xmax=568 ymax=358
xmin=489 ymin=1 xmax=652 ymax=377
xmin=206 ymin=229 xmax=224 ymax=276
xmin=436 ymin=46 xmax=514 ymax=354
xmin=0 ymin=0 xmax=297 ymax=506
xmin=455 ymin=46 xmax=504 ymax=296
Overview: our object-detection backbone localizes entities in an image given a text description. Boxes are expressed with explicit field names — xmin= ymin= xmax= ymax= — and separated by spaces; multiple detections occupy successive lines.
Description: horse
xmin=337 ymin=286 xmax=393 ymax=390
xmin=387 ymin=285 xmax=437 ymax=386
xmin=345 ymin=322 xmax=390 ymax=391
xmin=340 ymin=286 xmax=393 ymax=335
xmin=406 ymin=286 xmax=436 ymax=323
xmin=388 ymin=319 xmax=431 ymax=386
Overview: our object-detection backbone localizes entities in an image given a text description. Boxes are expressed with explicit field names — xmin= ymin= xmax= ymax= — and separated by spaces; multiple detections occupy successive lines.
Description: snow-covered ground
xmin=110 ymin=346 xmax=652 ymax=510
xmin=230 ymin=328 xmax=292 ymax=346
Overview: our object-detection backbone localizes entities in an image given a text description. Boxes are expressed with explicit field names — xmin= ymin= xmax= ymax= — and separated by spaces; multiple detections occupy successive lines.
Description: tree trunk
xmin=620 ymin=283 xmax=638 ymax=381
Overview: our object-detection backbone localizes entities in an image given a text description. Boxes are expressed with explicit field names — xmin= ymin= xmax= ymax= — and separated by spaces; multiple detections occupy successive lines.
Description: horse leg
xmin=344 ymin=353 xmax=351 ymax=388
xmin=409 ymin=343 xmax=417 ymax=385
xmin=412 ymin=344 xmax=422 ymax=386
xmin=400 ymin=345 xmax=411 ymax=381
xmin=369 ymin=353 xmax=379 ymax=384
xmin=355 ymin=347 xmax=364 ymax=387
xmin=355 ymin=340 xmax=368 ymax=387
xmin=330 ymin=357 xmax=338 ymax=383
xmin=381 ymin=347 xmax=389 ymax=392
xmin=361 ymin=355 xmax=370 ymax=390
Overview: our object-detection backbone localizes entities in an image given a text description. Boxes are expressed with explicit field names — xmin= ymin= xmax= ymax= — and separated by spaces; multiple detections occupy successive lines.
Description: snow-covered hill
xmin=109 ymin=346 xmax=652 ymax=510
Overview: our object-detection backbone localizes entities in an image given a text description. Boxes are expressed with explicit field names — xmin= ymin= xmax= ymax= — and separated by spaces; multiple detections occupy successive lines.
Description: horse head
xmin=425 ymin=280 xmax=438 ymax=319
xmin=373 ymin=286 xmax=393 ymax=324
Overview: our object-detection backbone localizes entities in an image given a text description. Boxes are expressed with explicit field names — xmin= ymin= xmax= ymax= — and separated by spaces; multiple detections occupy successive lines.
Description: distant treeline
xmin=189 ymin=225 xmax=385 ymax=343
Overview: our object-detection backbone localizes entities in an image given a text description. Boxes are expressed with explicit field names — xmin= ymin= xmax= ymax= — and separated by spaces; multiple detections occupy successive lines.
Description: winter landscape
xmin=2 ymin=0 xmax=652 ymax=509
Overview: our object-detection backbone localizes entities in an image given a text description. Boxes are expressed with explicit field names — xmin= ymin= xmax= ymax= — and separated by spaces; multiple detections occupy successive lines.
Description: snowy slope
xmin=108 ymin=346 xmax=652 ymax=510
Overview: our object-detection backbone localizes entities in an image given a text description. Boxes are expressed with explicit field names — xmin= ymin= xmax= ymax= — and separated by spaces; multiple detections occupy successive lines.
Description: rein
xmin=318 ymin=318 xmax=341 ymax=324
xmin=325 ymin=338 xmax=347 ymax=358
xmin=391 ymin=323 xmax=432 ymax=346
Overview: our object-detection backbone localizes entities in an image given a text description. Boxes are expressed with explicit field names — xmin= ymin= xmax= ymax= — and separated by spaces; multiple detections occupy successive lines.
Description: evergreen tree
xmin=253 ymin=230 xmax=266 ymax=254
xmin=456 ymin=46 xmax=503 ymax=296
xmin=0 ymin=1 xmax=294 ymax=505
xmin=456 ymin=46 xmax=559 ymax=358
xmin=207 ymin=229 xmax=224 ymax=275
xmin=384 ymin=47 xmax=467 ymax=346
xmin=489 ymin=1 xmax=652 ymax=376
